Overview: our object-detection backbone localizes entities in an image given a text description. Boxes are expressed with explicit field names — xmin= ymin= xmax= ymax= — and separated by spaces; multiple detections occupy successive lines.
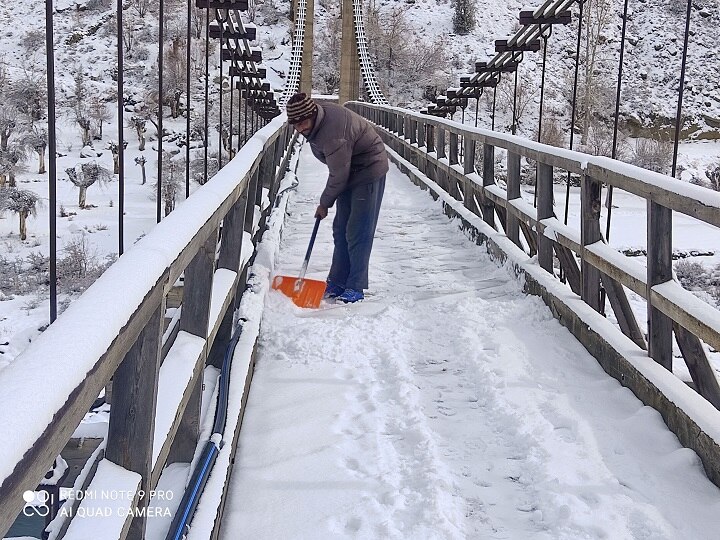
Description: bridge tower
xmin=339 ymin=0 xmax=360 ymax=104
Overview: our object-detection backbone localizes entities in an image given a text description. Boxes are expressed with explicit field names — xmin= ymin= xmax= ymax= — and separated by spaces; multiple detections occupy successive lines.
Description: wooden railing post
xmin=647 ymin=201 xmax=673 ymax=369
xmin=537 ymin=162 xmax=554 ymax=274
xmin=245 ymin=167 xmax=260 ymax=239
xmin=506 ymin=151 xmax=521 ymax=248
xmin=425 ymin=123 xmax=436 ymax=182
xmin=405 ymin=117 xmax=412 ymax=160
xmin=256 ymin=151 xmax=274 ymax=233
xmin=436 ymin=127 xmax=448 ymax=191
xmin=208 ymin=188 xmax=249 ymax=368
xmin=581 ymin=174 xmax=602 ymax=311
xmin=482 ymin=144 xmax=495 ymax=227
xmin=463 ymin=137 xmax=476 ymax=212
xmin=449 ymin=132 xmax=459 ymax=166
xmin=436 ymin=127 xmax=446 ymax=161
xmin=105 ymin=304 xmax=164 ymax=539
xmin=417 ymin=121 xmax=427 ymax=175
xmin=168 ymin=230 xmax=218 ymax=466
xmin=270 ymin=133 xmax=285 ymax=201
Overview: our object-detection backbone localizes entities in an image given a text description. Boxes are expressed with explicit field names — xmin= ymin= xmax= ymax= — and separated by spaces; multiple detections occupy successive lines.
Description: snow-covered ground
xmin=219 ymin=143 xmax=720 ymax=539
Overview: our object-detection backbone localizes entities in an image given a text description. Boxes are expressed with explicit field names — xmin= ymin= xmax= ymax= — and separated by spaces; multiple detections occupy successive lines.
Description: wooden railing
xmin=348 ymin=101 xmax=720 ymax=485
xmin=0 ymin=118 xmax=296 ymax=539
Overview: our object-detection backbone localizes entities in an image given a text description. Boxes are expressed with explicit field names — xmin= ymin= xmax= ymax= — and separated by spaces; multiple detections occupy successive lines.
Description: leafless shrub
xmin=706 ymin=162 xmax=720 ymax=191
xmin=631 ymin=137 xmax=673 ymax=175
xmin=676 ymin=260 xmax=708 ymax=289
xmin=537 ymin=118 xmax=565 ymax=148
xmin=497 ymin=74 xmax=539 ymax=132
xmin=57 ymin=235 xmax=115 ymax=294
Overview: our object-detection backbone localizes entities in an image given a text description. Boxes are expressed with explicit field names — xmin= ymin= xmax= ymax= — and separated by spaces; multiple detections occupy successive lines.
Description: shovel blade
xmin=272 ymin=275 xmax=326 ymax=309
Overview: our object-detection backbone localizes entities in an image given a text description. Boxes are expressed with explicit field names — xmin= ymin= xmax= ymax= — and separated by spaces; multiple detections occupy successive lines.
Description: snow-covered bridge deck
xmin=219 ymin=144 xmax=719 ymax=539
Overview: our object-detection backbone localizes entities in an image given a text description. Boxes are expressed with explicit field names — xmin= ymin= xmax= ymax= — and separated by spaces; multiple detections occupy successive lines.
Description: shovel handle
xmin=297 ymin=216 xmax=321 ymax=283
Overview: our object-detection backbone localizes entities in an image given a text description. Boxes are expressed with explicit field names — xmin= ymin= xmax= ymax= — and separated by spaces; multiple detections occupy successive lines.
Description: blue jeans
xmin=327 ymin=176 xmax=385 ymax=291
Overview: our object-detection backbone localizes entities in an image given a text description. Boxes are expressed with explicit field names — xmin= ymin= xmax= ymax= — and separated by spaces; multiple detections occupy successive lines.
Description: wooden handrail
xmin=0 ymin=118 xmax=295 ymax=539
xmin=348 ymin=99 xmax=720 ymax=418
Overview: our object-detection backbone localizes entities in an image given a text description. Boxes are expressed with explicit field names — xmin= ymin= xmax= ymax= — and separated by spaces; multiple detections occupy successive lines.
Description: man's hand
xmin=315 ymin=205 xmax=328 ymax=220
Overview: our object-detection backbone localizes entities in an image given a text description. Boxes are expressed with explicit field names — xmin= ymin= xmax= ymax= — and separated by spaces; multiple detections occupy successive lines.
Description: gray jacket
xmin=306 ymin=103 xmax=389 ymax=208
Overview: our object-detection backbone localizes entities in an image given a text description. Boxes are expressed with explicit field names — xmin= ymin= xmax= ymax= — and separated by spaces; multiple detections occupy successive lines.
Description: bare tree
xmin=0 ymin=145 xmax=27 ymax=187
xmin=72 ymin=71 xmax=93 ymax=146
xmin=22 ymin=127 xmax=47 ymax=174
xmin=131 ymin=0 xmax=149 ymax=17
xmin=579 ymin=0 xmax=613 ymax=144
xmin=313 ymin=15 xmax=342 ymax=94
xmin=190 ymin=5 xmax=206 ymax=39
xmin=89 ymin=97 xmax=113 ymax=139
xmin=705 ymin=163 xmax=720 ymax=192
xmin=0 ymin=58 xmax=8 ymax=91
xmin=66 ymin=162 xmax=112 ymax=208
xmin=122 ymin=17 xmax=136 ymax=55
xmin=452 ymin=0 xmax=476 ymax=35
xmin=153 ymin=151 xmax=185 ymax=216
xmin=0 ymin=187 xmax=40 ymax=240
xmin=108 ymin=141 xmax=128 ymax=174
xmin=135 ymin=155 xmax=147 ymax=185
xmin=138 ymin=86 xmax=160 ymax=139
xmin=164 ymin=44 xmax=187 ymax=118
xmin=129 ymin=116 xmax=147 ymax=151
xmin=497 ymin=73 xmax=540 ymax=132
xmin=364 ymin=4 xmax=449 ymax=101
xmin=9 ymin=73 xmax=46 ymax=124
xmin=0 ymin=106 xmax=18 ymax=151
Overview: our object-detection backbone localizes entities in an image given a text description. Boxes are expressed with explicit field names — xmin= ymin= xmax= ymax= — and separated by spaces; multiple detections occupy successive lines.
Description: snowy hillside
xmin=338 ymin=0 xmax=720 ymax=139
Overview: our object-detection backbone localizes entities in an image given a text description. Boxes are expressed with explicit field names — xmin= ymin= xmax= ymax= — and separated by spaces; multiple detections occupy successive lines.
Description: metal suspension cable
xmin=230 ymin=73 xmax=235 ymax=156
xmin=204 ymin=9 xmax=210 ymax=184
xmin=534 ymin=30 xmax=551 ymax=208
xmin=474 ymin=92 xmax=481 ymax=128
xmin=606 ymin=0 xmax=630 ymax=241
xmin=46 ymin=0 xmax=57 ymax=323
xmin=218 ymin=42 xmax=223 ymax=169
xmin=491 ymin=77 xmax=499 ymax=130
xmin=117 ymin=0 xmax=124 ymax=254
xmin=185 ymin=0 xmax=191 ymax=199
xmin=672 ymin=0 xmax=693 ymax=178
xmin=351 ymin=0 xmax=388 ymax=105
xmin=512 ymin=56 xmax=520 ymax=135
xmin=564 ymin=0 xmax=583 ymax=226
xmin=537 ymin=30 xmax=551 ymax=146
xmin=157 ymin=0 xmax=164 ymax=223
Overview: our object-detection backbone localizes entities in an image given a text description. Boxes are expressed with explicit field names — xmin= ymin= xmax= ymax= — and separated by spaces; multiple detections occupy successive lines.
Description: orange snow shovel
xmin=272 ymin=217 xmax=326 ymax=308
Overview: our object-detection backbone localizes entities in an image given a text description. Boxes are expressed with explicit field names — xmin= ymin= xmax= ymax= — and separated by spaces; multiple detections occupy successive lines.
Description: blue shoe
xmin=324 ymin=281 xmax=345 ymax=299
xmin=337 ymin=288 xmax=364 ymax=303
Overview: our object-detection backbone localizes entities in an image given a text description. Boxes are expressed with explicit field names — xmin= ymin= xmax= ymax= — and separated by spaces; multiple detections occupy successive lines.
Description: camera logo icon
xmin=22 ymin=490 xmax=52 ymax=517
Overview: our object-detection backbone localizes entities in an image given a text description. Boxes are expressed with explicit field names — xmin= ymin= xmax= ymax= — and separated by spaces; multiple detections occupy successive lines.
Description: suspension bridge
xmin=1 ymin=0 xmax=720 ymax=538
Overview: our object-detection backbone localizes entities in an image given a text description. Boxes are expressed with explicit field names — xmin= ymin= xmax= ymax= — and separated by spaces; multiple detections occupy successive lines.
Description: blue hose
xmin=164 ymin=322 xmax=244 ymax=540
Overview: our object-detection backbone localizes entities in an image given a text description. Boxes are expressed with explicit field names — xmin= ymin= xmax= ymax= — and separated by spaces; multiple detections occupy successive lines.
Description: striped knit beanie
xmin=286 ymin=93 xmax=318 ymax=124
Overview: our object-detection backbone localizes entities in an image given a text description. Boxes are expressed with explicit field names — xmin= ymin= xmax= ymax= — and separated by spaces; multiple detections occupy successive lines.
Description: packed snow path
xmin=220 ymin=144 xmax=720 ymax=539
